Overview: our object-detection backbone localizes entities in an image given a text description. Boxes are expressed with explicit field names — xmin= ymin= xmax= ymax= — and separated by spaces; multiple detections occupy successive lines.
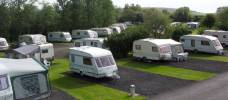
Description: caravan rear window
xmin=95 ymin=56 xmax=115 ymax=67
xmin=0 ymin=75 xmax=9 ymax=91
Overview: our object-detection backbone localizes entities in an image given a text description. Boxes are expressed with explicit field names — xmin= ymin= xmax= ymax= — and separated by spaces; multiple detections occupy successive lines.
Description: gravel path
xmin=42 ymin=88 xmax=75 ymax=100
xmin=66 ymin=67 xmax=194 ymax=98
xmin=53 ymin=43 xmax=73 ymax=58
xmin=153 ymin=72 xmax=228 ymax=100
xmin=137 ymin=59 xmax=228 ymax=73
xmin=52 ymin=43 xmax=228 ymax=99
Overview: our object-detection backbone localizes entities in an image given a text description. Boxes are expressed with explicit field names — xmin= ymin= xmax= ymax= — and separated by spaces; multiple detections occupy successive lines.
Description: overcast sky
xmin=40 ymin=0 xmax=228 ymax=13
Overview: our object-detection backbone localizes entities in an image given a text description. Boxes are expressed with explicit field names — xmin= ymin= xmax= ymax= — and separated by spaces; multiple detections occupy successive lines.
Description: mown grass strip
xmin=50 ymin=59 xmax=145 ymax=100
xmin=190 ymin=53 xmax=228 ymax=62
xmin=117 ymin=58 xmax=215 ymax=81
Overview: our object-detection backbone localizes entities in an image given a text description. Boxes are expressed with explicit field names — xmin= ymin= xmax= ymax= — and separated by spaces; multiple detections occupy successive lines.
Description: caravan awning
xmin=0 ymin=58 xmax=46 ymax=77
xmin=14 ymin=45 xmax=39 ymax=55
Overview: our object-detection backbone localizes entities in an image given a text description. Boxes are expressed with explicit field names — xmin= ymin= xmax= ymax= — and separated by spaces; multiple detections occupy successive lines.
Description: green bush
xmin=171 ymin=24 xmax=192 ymax=41
xmin=105 ymin=25 xmax=149 ymax=58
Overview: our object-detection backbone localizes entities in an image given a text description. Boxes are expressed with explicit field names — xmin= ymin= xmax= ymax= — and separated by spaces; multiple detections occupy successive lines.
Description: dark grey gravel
xmin=42 ymin=88 xmax=75 ymax=100
xmin=66 ymin=67 xmax=194 ymax=98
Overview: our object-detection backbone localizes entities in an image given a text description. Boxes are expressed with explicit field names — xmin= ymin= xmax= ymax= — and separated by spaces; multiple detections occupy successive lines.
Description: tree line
xmin=0 ymin=0 xmax=116 ymax=42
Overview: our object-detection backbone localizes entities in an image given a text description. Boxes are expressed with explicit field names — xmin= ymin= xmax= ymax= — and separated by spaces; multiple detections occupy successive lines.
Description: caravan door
xmin=12 ymin=73 xmax=50 ymax=100
xmin=82 ymin=57 xmax=97 ymax=76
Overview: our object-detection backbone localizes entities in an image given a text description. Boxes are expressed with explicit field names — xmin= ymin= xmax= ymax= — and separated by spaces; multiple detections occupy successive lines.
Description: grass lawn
xmin=0 ymin=52 xmax=4 ymax=57
xmin=190 ymin=53 xmax=228 ymax=62
xmin=117 ymin=58 xmax=215 ymax=81
xmin=50 ymin=59 xmax=145 ymax=100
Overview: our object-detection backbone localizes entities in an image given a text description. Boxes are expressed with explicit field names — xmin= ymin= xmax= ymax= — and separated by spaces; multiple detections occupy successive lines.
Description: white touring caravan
xmin=74 ymin=38 xmax=107 ymax=49
xmin=186 ymin=22 xmax=200 ymax=29
xmin=109 ymin=26 xmax=121 ymax=33
xmin=48 ymin=32 xmax=72 ymax=42
xmin=133 ymin=38 xmax=188 ymax=61
xmin=19 ymin=34 xmax=47 ymax=45
xmin=203 ymin=30 xmax=228 ymax=46
xmin=112 ymin=23 xmax=127 ymax=31
xmin=91 ymin=28 xmax=113 ymax=37
xmin=0 ymin=37 xmax=9 ymax=50
xmin=6 ymin=43 xmax=54 ymax=66
xmin=0 ymin=58 xmax=50 ymax=100
xmin=71 ymin=30 xmax=98 ymax=39
xmin=69 ymin=46 xmax=119 ymax=78
xmin=180 ymin=35 xmax=224 ymax=55
xmin=133 ymin=38 xmax=173 ymax=61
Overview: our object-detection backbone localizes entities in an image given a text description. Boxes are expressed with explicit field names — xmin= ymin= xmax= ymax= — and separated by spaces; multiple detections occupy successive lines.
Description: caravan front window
xmin=95 ymin=56 xmax=115 ymax=67
xmin=174 ymin=45 xmax=184 ymax=53
xmin=212 ymin=40 xmax=221 ymax=47
xmin=0 ymin=74 xmax=9 ymax=91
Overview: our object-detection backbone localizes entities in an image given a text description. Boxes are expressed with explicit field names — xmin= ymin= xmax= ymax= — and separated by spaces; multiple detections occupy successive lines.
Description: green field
xmin=117 ymin=58 xmax=215 ymax=81
xmin=50 ymin=59 xmax=145 ymax=100
xmin=190 ymin=53 xmax=228 ymax=62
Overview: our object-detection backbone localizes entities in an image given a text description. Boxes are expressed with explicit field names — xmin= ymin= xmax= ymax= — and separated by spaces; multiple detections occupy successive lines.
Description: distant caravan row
xmin=46 ymin=23 xmax=129 ymax=42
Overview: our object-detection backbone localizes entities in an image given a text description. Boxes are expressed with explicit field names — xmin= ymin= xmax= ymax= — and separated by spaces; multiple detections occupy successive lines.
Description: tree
xmin=201 ymin=14 xmax=216 ymax=28
xmin=217 ymin=7 xmax=228 ymax=31
xmin=106 ymin=25 xmax=149 ymax=58
xmin=172 ymin=7 xmax=192 ymax=22
xmin=36 ymin=4 xmax=59 ymax=35
xmin=143 ymin=9 xmax=170 ymax=38
xmin=171 ymin=24 xmax=192 ymax=41
xmin=119 ymin=4 xmax=143 ymax=23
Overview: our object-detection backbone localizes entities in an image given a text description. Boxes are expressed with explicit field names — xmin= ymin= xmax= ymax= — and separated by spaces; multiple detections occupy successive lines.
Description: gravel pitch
xmin=52 ymin=43 xmax=228 ymax=99
xmin=65 ymin=67 xmax=194 ymax=98
xmin=42 ymin=88 xmax=75 ymax=100
xmin=135 ymin=59 xmax=228 ymax=74
xmin=53 ymin=43 xmax=74 ymax=58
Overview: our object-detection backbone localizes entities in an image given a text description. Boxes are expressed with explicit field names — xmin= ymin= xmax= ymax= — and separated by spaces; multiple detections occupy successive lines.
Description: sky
xmin=40 ymin=0 xmax=228 ymax=13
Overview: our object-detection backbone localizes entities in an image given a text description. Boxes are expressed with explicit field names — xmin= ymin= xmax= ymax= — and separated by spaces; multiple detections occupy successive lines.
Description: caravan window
xmin=83 ymin=57 xmax=92 ymax=65
xmin=91 ymin=42 xmax=94 ymax=46
xmin=212 ymin=40 xmax=221 ymax=47
xmin=94 ymin=42 xmax=98 ymax=47
xmin=49 ymin=34 xmax=53 ymax=37
xmin=0 ymin=75 xmax=9 ymax=91
xmin=159 ymin=46 xmax=171 ymax=53
xmin=223 ymin=35 xmax=227 ymax=38
xmin=83 ymin=41 xmax=86 ymax=46
xmin=135 ymin=45 xmax=141 ymax=50
xmin=180 ymin=39 xmax=185 ymax=42
xmin=201 ymin=41 xmax=210 ymax=46
xmin=152 ymin=46 xmax=158 ymax=52
xmin=0 ymin=41 xmax=6 ymax=46
xmin=75 ymin=42 xmax=80 ymax=47
xmin=42 ymin=49 xmax=48 ymax=53
xmin=95 ymin=55 xmax=115 ymax=68
xmin=71 ymin=55 xmax=75 ymax=63
xmin=212 ymin=35 xmax=218 ymax=38
xmin=77 ymin=32 xmax=80 ymax=35
xmin=174 ymin=45 xmax=184 ymax=53
xmin=60 ymin=34 xmax=64 ymax=38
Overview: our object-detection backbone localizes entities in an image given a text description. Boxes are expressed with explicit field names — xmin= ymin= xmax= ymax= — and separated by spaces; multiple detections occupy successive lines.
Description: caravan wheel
xmin=80 ymin=71 xmax=84 ymax=76
xmin=193 ymin=49 xmax=198 ymax=53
